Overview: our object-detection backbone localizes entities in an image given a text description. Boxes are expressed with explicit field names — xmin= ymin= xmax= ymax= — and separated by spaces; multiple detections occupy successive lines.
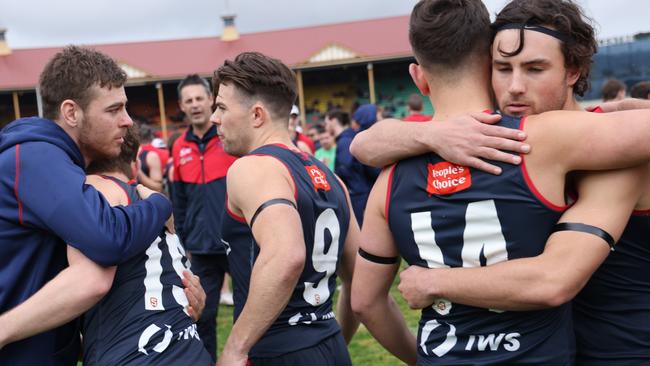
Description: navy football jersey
xmin=82 ymin=176 xmax=212 ymax=365
xmin=574 ymin=211 xmax=650 ymax=365
xmin=388 ymin=115 xmax=573 ymax=365
xmin=221 ymin=144 xmax=350 ymax=358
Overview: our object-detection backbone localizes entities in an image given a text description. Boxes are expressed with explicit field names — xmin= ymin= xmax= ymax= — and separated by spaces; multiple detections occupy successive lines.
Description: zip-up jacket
xmin=172 ymin=125 xmax=237 ymax=254
xmin=0 ymin=117 xmax=172 ymax=365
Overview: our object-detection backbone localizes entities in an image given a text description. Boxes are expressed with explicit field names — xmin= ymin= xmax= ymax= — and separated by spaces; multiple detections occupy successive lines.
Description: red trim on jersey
xmin=99 ymin=175 xmax=131 ymax=205
xmin=249 ymin=153 xmax=299 ymax=201
xmin=127 ymin=179 xmax=137 ymax=185
xmin=385 ymin=164 xmax=397 ymax=225
xmin=632 ymin=208 xmax=650 ymax=215
xmin=224 ymin=193 xmax=247 ymax=223
xmin=269 ymin=143 xmax=309 ymax=160
xmin=519 ymin=117 xmax=568 ymax=212
xmin=13 ymin=145 xmax=23 ymax=226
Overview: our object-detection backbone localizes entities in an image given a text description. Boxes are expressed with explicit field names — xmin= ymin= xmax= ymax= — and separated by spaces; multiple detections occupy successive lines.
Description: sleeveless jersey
xmin=221 ymin=144 xmax=350 ymax=358
xmin=388 ymin=115 xmax=572 ymax=365
xmin=82 ymin=176 xmax=212 ymax=366
xmin=574 ymin=211 xmax=650 ymax=365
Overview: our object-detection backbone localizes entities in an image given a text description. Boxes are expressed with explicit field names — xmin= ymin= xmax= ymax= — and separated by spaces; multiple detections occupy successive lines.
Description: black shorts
xmin=248 ymin=332 xmax=352 ymax=366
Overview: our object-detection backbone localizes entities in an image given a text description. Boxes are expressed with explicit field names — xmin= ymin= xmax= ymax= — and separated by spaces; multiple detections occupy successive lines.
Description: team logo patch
xmin=427 ymin=162 xmax=471 ymax=195
xmin=305 ymin=165 xmax=331 ymax=191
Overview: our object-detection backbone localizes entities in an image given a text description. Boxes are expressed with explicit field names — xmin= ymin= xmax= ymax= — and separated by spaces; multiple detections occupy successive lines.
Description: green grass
xmin=216 ymin=272 xmax=420 ymax=365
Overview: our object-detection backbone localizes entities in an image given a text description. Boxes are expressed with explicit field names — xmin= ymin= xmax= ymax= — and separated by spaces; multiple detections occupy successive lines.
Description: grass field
xmin=216 ymin=274 xmax=420 ymax=365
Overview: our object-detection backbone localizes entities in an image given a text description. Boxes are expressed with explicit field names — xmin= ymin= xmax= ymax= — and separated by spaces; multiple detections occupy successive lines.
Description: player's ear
xmin=566 ymin=66 xmax=580 ymax=89
xmin=60 ymin=99 xmax=82 ymax=128
xmin=409 ymin=63 xmax=430 ymax=96
xmin=251 ymin=103 xmax=265 ymax=128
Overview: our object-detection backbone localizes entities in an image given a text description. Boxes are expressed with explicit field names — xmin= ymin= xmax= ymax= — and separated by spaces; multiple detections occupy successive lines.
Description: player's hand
xmin=136 ymin=184 xmax=158 ymax=200
xmin=164 ymin=214 xmax=176 ymax=234
xmin=398 ymin=265 xmax=436 ymax=309
xmin=183 ymin=271 xmax=205 ymax=322
xmin=429 ymin=112 xmax=530 ymax=175
xmin=216 ymin=348 xmax=248 ymax=366
xmin=136 ymin=184 xmax=175 ymax=232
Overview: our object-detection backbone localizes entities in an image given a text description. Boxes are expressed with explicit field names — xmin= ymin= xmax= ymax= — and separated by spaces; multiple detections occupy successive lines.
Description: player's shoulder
xmin=85 ymin=175 xmax=129 ymax=206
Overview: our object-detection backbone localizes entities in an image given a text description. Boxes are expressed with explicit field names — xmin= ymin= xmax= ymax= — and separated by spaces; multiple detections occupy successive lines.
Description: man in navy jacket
xmin=0 ymin=46 xmax=171 ymax=365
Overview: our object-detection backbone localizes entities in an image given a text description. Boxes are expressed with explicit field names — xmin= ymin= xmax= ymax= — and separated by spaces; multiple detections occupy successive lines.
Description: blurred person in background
xmin=601 ymin=79 xmax=626 ymax=102
xmin=631 ymin=81 xmax=650 ymax=100
xmin=289 ymin=105 xmax=315 ymax=154
xmin=402 ymin=93 xmax=432 ymax=121
xmin=172 ymin=74 xmax=237 ymax=362
xmin=314 ymin=124 xmax=336 ymax=171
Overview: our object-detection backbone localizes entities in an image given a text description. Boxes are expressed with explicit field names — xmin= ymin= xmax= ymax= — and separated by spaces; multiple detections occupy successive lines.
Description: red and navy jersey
xmin=82 ymin=177 xmax=212 ymax=366
xmin=388 ymin=115 xmax=572 ymax=365
xmin=574 ymin=211 xmax=650 ymax=365
xmin=171 ymin=125 xmax=237 ymax=254
xmin=221 ymin=144 xmax=350 ymax=358
xmin=139 ymin=143 xmax=170 ymax=177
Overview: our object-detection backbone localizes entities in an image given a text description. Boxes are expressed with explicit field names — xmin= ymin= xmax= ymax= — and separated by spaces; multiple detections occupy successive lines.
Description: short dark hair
xmin=177 ymin=74 xmax=212 ymax=100
xmin=409 ymin=0 xmax=491 ymax=72
xmin=138 ymin=123 xmax=155 ymax=143
xmin=407 ymin=94 xmax=424 ymax=112
xmin=601 ymin=79 xmax=626 ymax=101
xmin=630 ymin=81 xmax=650 ymax=100
xmin=213 ymin=52 xmax=297 ymax=121
xmin=492 ymin=0 xmax=597 ymax=97
xmin=326 ymin=109 xmax=350 ymax=127
xmin=86 ymin=124 xmax=140 ymax=179
xmin=314 ymin=124 xmax=326 ymax=134
xmin=39 ymin=46 xmax=127 ymax=120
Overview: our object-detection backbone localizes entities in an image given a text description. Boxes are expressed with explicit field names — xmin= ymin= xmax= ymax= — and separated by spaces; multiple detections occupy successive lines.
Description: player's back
xmin=82 ymin=176 xmax=211 ymax=366
xmin=574 ymin=209 xmax=650 ymax=365
xmin=221 ymin=144 xmax=350 ymax=358
xmin=388 ymin=115 xmax=573 ymax=365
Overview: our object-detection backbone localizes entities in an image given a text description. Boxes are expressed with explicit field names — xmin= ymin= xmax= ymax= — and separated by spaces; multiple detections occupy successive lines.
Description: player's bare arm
xmin=219 ymin=156 xmax=306 ymax=366
xmin=350 ymin=113 xmax=529 ymax=174
xmin=334 ymin=176 xmax=361 ymax=344
xmin=527 ymin=109 xmax=650 ymax=172
xmin=399 ymin=165 xmax=646 ymax=311
xmin=351 ymin=167 xmax=417 ymax=366
xmin=137 ymin=151 xmax=164 ymax=192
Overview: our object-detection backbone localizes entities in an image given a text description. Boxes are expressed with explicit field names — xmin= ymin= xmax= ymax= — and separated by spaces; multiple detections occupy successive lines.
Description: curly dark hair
xmin=39 ymin=45 xmax=127 ymax=120
xmin=492 ymin=0 xmax=597 ymax=96
xmin=213 ymin=52 xmax=297 ymax=121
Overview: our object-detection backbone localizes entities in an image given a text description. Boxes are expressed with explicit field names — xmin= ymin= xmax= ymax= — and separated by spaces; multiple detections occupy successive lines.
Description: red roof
xmin=0 ymin=15 xmax=411 ymax=91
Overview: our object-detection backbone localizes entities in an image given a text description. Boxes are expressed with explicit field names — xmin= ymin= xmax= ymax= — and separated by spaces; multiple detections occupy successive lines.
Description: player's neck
xmin=249 ymin=127 xmax=295 ymax=153
xmin=429 ymin=78 xmax=493 ymax=121
xmin=563 ymin=94 xmax=583 ymax=111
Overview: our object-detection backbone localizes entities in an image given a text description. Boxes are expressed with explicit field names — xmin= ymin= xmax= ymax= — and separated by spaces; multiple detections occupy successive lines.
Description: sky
xmin=0 ymin=0 xmax=647 ymax=49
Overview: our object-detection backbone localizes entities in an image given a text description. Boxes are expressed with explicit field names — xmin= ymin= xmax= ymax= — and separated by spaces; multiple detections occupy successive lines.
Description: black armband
xmin=250 ymin=198 xmax=297 ymax=228
xmin=358 ymin=248 xmax=400 ymax=265
xmin=552 ymin=222 xmax=616 ymax=250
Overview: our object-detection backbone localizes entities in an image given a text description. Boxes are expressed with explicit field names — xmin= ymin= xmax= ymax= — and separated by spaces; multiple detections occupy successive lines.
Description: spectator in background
xmin=402 ymin=93 xmax=432 ymax=121
xmin=136 ymin=123 xmax=164 ymax=192
xmin=352 ymin=103 xmax=378 ymax=132
xmin=172 ymin=74 xmax=237 ymax=362
xmin=601 ymin=79 xmax=626 ymax=102
xmin=325 ymin=109 xmax=376 ymax=225
xmin=289 ymin=105 xmax=315 ymax=154
xmin=631 ymin=81 xmax=650 ymax=100
xmin=306 ymin=124 xmax=322 ymax=150
xmin=314 ymin=124 xmax=336 ymax=171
